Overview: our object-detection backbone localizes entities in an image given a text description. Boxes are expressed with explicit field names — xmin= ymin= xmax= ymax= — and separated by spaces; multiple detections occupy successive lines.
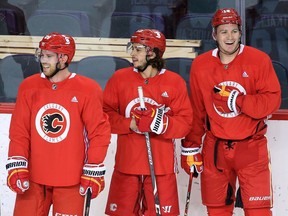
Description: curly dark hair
xmin=148 ymin=48 xmax=165 ymax=71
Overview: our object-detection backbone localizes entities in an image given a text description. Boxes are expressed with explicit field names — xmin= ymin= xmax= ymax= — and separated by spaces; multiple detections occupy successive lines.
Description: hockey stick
xmin=184 ymin=173 xmax=193 ymax=216
xmin=138 ymin=86 xmax=161 ymax=216
xmin=83 ymin=188 xmax=92 ymax=216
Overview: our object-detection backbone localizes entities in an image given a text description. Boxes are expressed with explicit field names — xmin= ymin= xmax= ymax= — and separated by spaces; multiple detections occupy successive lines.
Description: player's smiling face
xmin=214 ymin=24 xmax=241 ymax=56
xmin=39 ymin=50 xmax=59 ymax=76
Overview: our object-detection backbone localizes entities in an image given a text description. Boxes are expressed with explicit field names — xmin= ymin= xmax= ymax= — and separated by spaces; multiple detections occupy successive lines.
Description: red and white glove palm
xmin=181 ymin=143 xmax=203 ymax=177
xmin=6 ymin=156 xmax=29 ymax=194
xmin=80 ymin=163 xmax=105 ymax=199
xmin=213 ymin=85 xmax=242 ymax=115
xmin=132 ymin=105 xmax=169 ymax=134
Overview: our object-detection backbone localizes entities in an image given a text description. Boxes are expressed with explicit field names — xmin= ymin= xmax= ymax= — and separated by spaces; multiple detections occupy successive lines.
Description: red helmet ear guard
xmin=212 ymin=8 xmax=242 ymax=28
xmin=39 ymin=32 xmax=75 ymax=64
xmin=130 ymin=29 xmax=166 ymax=57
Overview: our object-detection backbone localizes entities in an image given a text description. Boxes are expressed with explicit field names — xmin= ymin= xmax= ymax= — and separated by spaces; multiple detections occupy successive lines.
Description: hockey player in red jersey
xmin=181 ymin=8 xmax=281 ymax=216
xmin=6 ymin=32 xmax=111 ymax=215
xmin=103 ymin=29 xmax=193 ymax=215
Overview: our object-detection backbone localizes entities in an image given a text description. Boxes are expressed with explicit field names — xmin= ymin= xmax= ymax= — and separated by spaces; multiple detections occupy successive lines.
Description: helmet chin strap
xmin=41 ymin=62 xmax=68 ymax=79
xmin=137 ymin=55 xmax=152 ymax=72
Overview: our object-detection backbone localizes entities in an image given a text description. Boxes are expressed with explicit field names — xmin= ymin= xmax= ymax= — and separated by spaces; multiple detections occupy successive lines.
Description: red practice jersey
xmin=187 ymin=44 xmax=281 ymax=145
xmin=8 ymin=73 xmax=111 ymax=186
xmin=103 ymin=67 xmax=193 ymax=175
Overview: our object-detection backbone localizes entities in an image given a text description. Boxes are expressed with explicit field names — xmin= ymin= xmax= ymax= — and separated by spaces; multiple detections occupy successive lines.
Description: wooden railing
xmin=0 ymin=35 xmax=201 ymax=113
xmin=0 ymin=35 xmax=288 ymax=120
xmin=1 ymin=36 xmax=286 ymax=119
xmin=0 ymin=35 xmax=201 ymax=61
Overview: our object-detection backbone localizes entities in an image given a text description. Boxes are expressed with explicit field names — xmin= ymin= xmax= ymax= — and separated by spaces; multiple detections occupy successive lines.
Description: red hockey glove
xmin=6 ymin=156 xmax=29 ymax=194
xmin=132 ymin=105 xmax=169 ymax=134
xmin=79 ymin=163 xmax=105 ymax=199
xmin=213 ymin=85 xmax=242 ymax=115
xmin=181 ymin=145 xmax=203 ymax=177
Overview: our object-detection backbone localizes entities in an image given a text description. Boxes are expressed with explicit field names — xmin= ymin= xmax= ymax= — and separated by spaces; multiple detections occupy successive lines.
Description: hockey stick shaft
xmin=184 ymin=173 xmax=193 ymax=216
xmin=83 ymin=188 xmax=92 ymax=216
xmin=138 ymin=86 xmax=161 ymax=216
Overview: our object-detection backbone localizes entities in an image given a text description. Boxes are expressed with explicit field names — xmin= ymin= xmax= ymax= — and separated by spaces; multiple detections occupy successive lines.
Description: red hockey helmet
xmin=212 ymin=8 xmax=241 ymax=28
xmin=39 ymin=32 xmax=75 ymax=64
xmin=130 ymin=29 xmax=166 ymax=57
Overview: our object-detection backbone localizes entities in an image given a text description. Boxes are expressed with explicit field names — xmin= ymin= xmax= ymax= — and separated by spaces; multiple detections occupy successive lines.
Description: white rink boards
xmin=0 ymin=114 xmax=287 ymax=216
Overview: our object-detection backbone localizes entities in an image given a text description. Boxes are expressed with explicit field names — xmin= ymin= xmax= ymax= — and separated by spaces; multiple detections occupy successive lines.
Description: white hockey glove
xmin=6 ymin=156 xmax=30 ymax=194
xmin=80 ymin=163 xmax=106 ymax=199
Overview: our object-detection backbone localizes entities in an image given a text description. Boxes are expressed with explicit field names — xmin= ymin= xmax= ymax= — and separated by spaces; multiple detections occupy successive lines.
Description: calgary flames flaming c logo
xmin=35 ymin=103 xmax=70 ymax=143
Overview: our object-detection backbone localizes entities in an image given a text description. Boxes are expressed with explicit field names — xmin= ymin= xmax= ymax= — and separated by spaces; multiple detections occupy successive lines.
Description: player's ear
xmin=146 ymin=47 xmax=156 ymax=59
xmin=59 ymin=54 xmax=69 ymax=64
xmin=149 ymin=51 xmax=156 ymax=59
xmin=212 ymin=32 xmax=216 ymax=41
